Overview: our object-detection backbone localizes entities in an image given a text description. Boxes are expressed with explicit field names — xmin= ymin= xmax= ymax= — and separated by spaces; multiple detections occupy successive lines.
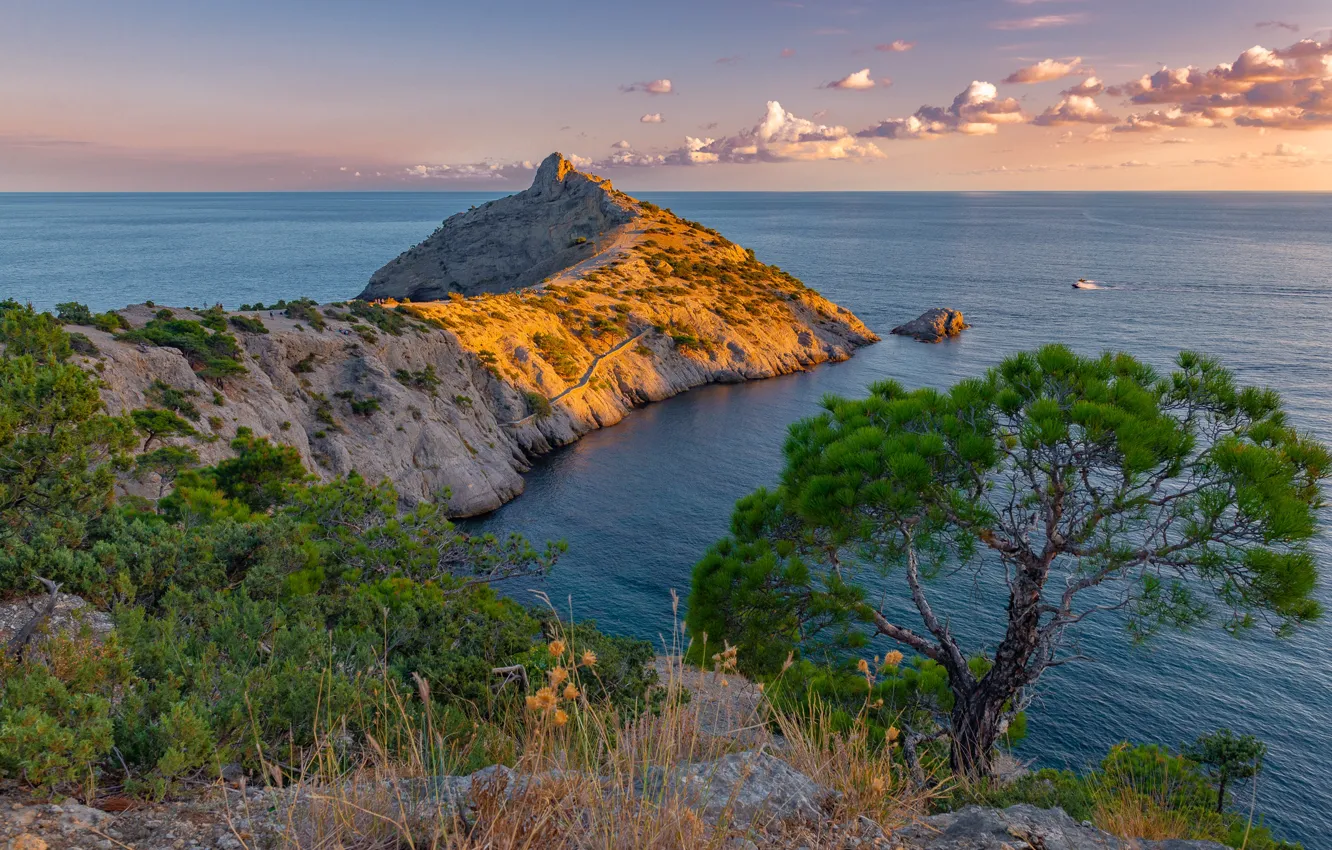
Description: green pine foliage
xmin=688 ymin=344 xmax=1328 ymax=779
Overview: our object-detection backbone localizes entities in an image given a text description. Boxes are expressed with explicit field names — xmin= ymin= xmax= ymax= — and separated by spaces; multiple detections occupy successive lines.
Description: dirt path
xmin=500 ymin=329 xmax=649 ymax=427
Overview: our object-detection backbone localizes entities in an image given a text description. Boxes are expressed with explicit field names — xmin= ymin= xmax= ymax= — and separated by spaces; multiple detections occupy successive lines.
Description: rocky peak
xmin=532 ymin=152 xmax=578 ymax=194
xmin=359 ymin=152 xmax=636 ymax=301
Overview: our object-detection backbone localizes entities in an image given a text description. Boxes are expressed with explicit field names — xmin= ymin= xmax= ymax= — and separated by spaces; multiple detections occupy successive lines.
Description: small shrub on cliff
xmin=117 ymin=317 xmax=247 ymax=379
xmin=960 ymin=741 xmax=1295 ymax=849
xmin=394 ymin=364 xmax=441 ymax=395
xmin=229 ymin=314 xmax=269 ymax=334
xmin=349 ymin=299 xmax=409 ymax=336
xmin=283 ymin=298 xmax=327 ymax=331
xmin=523 ymin=391 xmax=553 ymax=419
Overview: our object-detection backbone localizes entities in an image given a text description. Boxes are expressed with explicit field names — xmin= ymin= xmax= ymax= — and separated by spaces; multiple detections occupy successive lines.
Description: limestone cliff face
xmin=361 ymin=153 xmax=637 ymax=300
xmin=88 ymin=155 xmax=877 ymax=516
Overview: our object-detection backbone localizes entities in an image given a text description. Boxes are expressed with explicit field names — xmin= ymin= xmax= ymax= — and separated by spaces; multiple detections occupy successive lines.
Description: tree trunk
xmin=949 ymin=688 xmax=1004 ymax=780
xmin=1216 ymin=776 xmax=1228 ymax=814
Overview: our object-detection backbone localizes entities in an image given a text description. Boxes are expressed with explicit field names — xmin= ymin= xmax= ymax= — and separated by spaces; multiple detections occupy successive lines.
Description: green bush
xmin=117 ymin=317 xmax=246 ymax=379
xmin=957 ymin=742 xmax=1297 ymax=849
xmin=523 ymin=391 xmax=553 ymax=419
xmin=349 ymin=300 xmax=409 ymax=336
xmin=229 ymin=315 xmax=269 ymax=335
xmin=394 ymin=364 xmax=441 ymax=395
xmin=283 ymin=298 xmax=326 ymax=331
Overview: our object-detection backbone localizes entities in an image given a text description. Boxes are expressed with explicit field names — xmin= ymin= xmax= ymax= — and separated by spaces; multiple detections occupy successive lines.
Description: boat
xmin=1072 ymin=278 xmax=1094 ymax=289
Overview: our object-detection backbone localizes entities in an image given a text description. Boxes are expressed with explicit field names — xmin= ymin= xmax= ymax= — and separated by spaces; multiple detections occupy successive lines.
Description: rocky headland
xmin=76 ymin=153 xmax=876 ymax=515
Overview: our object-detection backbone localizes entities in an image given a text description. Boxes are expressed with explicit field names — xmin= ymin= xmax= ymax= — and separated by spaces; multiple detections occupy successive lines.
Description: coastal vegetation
xmin=0 ymin=301 xmax=1311 ymax=847
xmin=686 ymin=344 xmax=1323 ymax=847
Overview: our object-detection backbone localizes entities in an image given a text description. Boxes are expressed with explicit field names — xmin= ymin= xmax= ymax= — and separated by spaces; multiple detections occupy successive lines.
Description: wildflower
xmin=563 ymin=683 xmax=579 ymax=700
xmin=581 ymin=649 xmax=597 ymax=667
xmin=548 ymin=639 xmax=566 ymax=657
xmin=857 ymin=658 xmax=870 ymax=675
xmin=886 ymin=725 xmax=900 ymax=743
xmin=525 ymin=695 xmax=539 ymax=712
xmin=870 ymin=776 xmax=886 ymax=794
xmin=882 ymin=650 xmax=904 ymax=669
xmin=757 ymin=683 xmax=765 ymax=693
xmin=871 ymin=698 xmax=884 ymax=710
xmin=549 ymin=666 xmax=569 ymax=686
xmin=553 ymin=709 xmax=569 ymax=727
xmin=533 ymin=686 xmax=558 ymax=711
xmin=721 ymin=678 xmax=729 ymax=687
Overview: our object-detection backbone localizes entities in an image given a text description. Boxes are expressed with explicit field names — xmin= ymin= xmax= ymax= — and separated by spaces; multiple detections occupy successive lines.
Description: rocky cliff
xmin=361 ymin=153 xmax=638 ymax=299
xmin=82 ymin=154 xmax=876 ymax=515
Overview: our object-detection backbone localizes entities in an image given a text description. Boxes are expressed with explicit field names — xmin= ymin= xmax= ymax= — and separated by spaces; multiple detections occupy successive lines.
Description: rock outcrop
xmin=891 ymin=308 xmax=968 ymax=343
xmin=361 ymin=153 xmax=638 ymax=300
xmin=898 ymin=805 xmax=1227 ymax=850
xmin=80 ymin=156 xmax=876 ymax=516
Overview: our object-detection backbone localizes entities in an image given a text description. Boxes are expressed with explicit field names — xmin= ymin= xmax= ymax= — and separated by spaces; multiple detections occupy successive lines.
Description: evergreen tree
xmin=689 ymin=346 xmax=1328 ymax=779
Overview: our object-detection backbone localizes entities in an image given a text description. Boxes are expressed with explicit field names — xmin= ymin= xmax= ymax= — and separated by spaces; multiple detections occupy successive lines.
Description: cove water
xmin=2 ymin=192 xmax=1330 ymax=844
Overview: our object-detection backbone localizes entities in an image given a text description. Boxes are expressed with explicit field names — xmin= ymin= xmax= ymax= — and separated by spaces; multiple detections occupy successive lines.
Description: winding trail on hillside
xmin=500 ymin=328 xmax=650 ymax=427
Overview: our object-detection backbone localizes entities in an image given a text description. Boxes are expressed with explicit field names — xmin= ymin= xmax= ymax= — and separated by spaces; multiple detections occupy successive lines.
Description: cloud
xmin=824 ymin=68 xmax=878 ymax=90
xmin=780 ymin=48 xmax=796 ymax=58
xmin=990 ymin=14 xmax=1086 ymax=31
xmin=612 ymin=140 xmax=632 ymax=149
xmin=876 ymin=40 xmax=915 ymax=52
xmin=692 ymin=101 xmax=884 ymax=162
xmin=1269 ymin=142 xmax=1311 ymax=156
xmin=716 ymin=55 xmax=744 ymax=65
xmin=621 ymin=79 xmax=673 ymax=95
xmin=1004 ymin=57 xmax=1083 ymax=84
xmin=1061 ymin=76 xmax=1105 ymax=96
xmin=1187 ymin=144 xmax=1323 ymax=167
xmin=1105 ymin=39 xmax=1332 ymax=129
xmin=405 ymin=160 xmax=536 ymax=181
xmin=599 ymin=102 xmax=883 ymax=167
xmin=1257 ymin=21 xmax=1300 ymax=33
xmin=1034 ymin=94 xmax=1118 ymax=125
xmin=858 ymin=81 xmax=1025 ymax=138
xmin=1113 ymin=107 xmax=1223 ymax=132
xmin=640 ymin=113 xmax=664 ymax=123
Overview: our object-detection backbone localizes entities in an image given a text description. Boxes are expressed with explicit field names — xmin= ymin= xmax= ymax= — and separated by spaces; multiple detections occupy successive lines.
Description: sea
xmin=2 ymin=192 xmax=1330 ymax=844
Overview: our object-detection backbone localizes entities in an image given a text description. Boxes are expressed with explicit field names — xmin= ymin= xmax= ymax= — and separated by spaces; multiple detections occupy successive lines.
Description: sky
xmin=3 ymin=0 xmax=1332 ymax=191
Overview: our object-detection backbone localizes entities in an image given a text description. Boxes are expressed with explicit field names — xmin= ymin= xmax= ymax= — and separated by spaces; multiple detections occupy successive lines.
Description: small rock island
xmin=891 ymin=307 xmax=969 ymax=343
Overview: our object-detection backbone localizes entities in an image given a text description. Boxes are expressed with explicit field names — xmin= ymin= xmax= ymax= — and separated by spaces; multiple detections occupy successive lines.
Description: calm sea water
xmin=2 ymin=192 xmax=1330 ymax=844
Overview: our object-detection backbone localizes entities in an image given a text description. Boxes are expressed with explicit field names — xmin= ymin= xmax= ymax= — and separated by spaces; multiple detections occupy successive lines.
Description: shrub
xmin=229 ymin=314 xmax=269 ymax=334
xmin=117 ymin=317 xmax=247 ymax=379
xmin=349 ymin=300 xmax=409 ymax=336
xmin=68 ymin=332 xmax=100 ymax=356
xmin=279 ymin=298 xmax=325 ymax=331
xmin=523 ymin=391 xmax=553 ymax=419
xmin=394 ymin=364 xmax=441 ymax=395
xmin=350 ymin=397 xmax=381 ymax=416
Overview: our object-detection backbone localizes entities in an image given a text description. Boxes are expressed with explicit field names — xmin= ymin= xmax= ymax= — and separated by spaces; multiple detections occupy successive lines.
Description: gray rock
xmin=895 ymin=805 xmax=1229 ymax=850
xmin=891 ymin=308 xmax=969 ymax=343
xmin=645 ymin=751 xmax=835 ymax=829
xmin=57 ymin=802 xmax=115 ymax=834
xmin=0 ymin=593 xmax=114 ymax=647
xmin=360 ymin=152 xmax=637 ymax=300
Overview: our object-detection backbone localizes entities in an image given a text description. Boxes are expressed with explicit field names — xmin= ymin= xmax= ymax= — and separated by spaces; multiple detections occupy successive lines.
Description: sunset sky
xmin=3 ymin=0 xmax=1331 ymax=191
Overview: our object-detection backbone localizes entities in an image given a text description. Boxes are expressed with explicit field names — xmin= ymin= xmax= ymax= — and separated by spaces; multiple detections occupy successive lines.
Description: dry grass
xmin=225 ymin=600 xmax=931 ymax=850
